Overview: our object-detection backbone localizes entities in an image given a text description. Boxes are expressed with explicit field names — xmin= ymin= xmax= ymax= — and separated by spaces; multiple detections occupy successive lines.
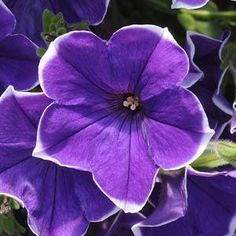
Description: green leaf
xmin=2 ymin=215 xmax=15 ymax=235
xmin=57 ymin=27 xmax=67 ymax=36
xmin=216 ymin=141 xmax=236 ymax=166
xmin=191 ymin=143 xmax=228 ymax=169
xmin=10 ymin=199 xmax=20 ymax=210
xmin=191 ymin=140 xmax=236 ymax=170
xmin=195 ymin=20 xmax=221 ymax=37
xmin=42 ymin=9 xmax=54 ymax=32
xmin=177 ymin=13 xmax=196 ymax=31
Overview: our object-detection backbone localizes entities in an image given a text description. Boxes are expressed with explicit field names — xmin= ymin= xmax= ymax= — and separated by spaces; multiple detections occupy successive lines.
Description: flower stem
xmin=181 ymin=10 xmax=236 ymax=20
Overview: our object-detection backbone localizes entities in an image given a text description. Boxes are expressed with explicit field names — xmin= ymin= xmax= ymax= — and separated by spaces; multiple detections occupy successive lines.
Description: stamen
xmin=123 ymin=95 xmax=139 ymax=111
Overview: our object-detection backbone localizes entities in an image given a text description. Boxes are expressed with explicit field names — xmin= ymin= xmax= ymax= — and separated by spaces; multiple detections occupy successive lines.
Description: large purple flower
xmin=133 ymin=168 xmax=236 ymax=236
xmin=3 ymin=0 xmax=110 ymax=46
xmin=0 ymin=1 xmax=39 ymax=94
xmin=182 ymin=32 xmax=231 ymax=139
xmin=34 ymin=25 xmax=213 ymax=213
xmin=0 ymin=86 xmax=116 ymax=236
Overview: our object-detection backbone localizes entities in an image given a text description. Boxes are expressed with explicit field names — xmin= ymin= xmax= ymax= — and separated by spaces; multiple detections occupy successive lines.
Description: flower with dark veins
xmin=0 ymin=86 xmax=116 ymax=236
xmin=34 ymin=25 xmax=214 ymax=213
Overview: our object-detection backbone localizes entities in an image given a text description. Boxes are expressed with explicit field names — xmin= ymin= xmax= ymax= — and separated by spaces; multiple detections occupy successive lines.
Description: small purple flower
xmin=3 ymin=0 xmax=110 ymax=46
xmin=171 ymin=0 xmax=209 ymax=9
xmin=0 ymin=1 xmax=39 ymax=94
xmin=34 ymin=25 xmax=213 ymax=213
xmin=182 ymin=31 xmax=231 ymax=139
xmin=0 ymin=86 xmax=116 ymax=236
xmin=134 ymin=168 xmax=236 ymax=236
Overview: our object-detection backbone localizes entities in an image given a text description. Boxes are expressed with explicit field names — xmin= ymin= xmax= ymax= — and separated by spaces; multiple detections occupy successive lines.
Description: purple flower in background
xmin=34 ymin=25 xmax=213 ymax=213
xmin=182 ymin=31 xmax=231 ymax=139
xmin=0 ymin=2 xmax=39 ymax=94
xmin=133 ymin=168 xmax=236 ymax=236
xmin=172 ymin=0 xmax=209 ymax=9
xmin=3 ymin=0 xmax=110 ymax=46
xmin=0 ymin=86 xmax=116 ymax=236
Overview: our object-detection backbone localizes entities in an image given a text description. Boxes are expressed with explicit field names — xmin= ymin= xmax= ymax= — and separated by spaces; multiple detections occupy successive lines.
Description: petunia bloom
xmin=3 ymin=0 xmax=110 ymax=46
xmin=0 ymin=1 xmax=39 ymax=94
xmin=34 ymin=25 xmax=214 ymax=213
xmin=0 ymin=86 xmax=116 ymax=236
xmin=133 ymin=168 xmax=236 ymax=236
xmin=182 ymin=31 xmax=232 ymax=139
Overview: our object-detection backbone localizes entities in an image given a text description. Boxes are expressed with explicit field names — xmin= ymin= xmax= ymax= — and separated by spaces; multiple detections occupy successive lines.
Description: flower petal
xmin=143 ymin=87 xmax=214 ymax=169
xmin=40 ymin=26 xmax=188 ymax=104
xmin=3 ymin=0 xmax=110 ymax=46
xmin=0 ymin=34 xmax=39 ymax=94
xmin=34 ymin=104 xmax=158 ymax=213
xmin=133 ymin=170 xmax=187 ymax=235
xmin=183 ymin=31 xmax=231 ymax=89
xmin=107 ymin=25 xmax=164 ymax=93
xmin=138 ymin=168 xmax=236 ymax=235
xmin=39 ymin=31 xmax=115 ymax=106
xmin=0 ymin=1 xmax=15 ymax=41
xmin=191 ymin=84 xmax=231 ymax=139
xmin=52 ymin=0 xmax=110 ymax=25
xmin=231 ymin=107 xmax=236 ymax=134
xmin=0 ymin=87 xmax=116 ymax=236
xmin=171 ymin=0 xmax=209 ymax=9
xmin=110 ymin=26 xmax=188 ymax=100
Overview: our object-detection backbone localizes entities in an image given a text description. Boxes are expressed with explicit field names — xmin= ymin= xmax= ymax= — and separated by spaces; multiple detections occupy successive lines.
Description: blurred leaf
xmin=195 ymin=20 xmax=221 ymax=37
xmin=2 ymin=215 xmax=15 ymax=235
xmin=177 ymin=13 xmax=196 ymax=31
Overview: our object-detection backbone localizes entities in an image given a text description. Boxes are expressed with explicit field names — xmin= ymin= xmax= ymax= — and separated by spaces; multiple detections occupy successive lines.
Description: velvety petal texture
xmin=0 ymin=86 xmax=116 ymax=236
xmin=182 ymin=31 xmax=231 ymax=139
xmin=3 ymin=0 xmax=110 ymax=46
xmin=135 ymin=168 xmax=236 ymax=236
xmin=0 ymin=0 xmax=15 ymax=41
xmin=0 ymin=2 xmax=39 ymax=94
xmin=35 ymin=25 xmax=213 ymax=213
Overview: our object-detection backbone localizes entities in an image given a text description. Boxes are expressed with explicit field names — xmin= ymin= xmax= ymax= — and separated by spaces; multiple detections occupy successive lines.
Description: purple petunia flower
xmin=133 ymin=167 xmax=236 ymax=236
xmin=3 ymin=0 xmax=110 ymax=46
xmin=0 ymin=86 xmax=117 ymax=236
xmin=182 ymin=31 xmax=232 ymax=139
xmin=0 ymin=2 xmax=39 ymax=94
xmin=33 ymin=25 xmax=214 ymax=213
